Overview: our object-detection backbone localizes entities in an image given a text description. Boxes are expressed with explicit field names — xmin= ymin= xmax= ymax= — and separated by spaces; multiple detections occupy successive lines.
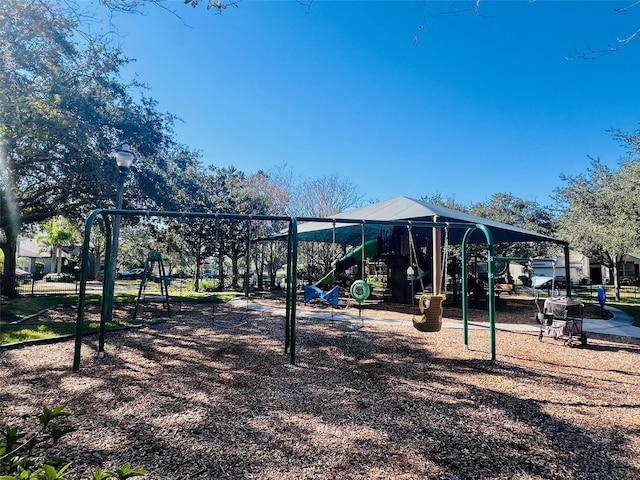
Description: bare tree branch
xmin=430 ymin=0 xmax=493 ymax=19
xmin=296 ymin=0 xmax=314 ymax=15
xmin=567 ymin=1 xmax=639 ymax=60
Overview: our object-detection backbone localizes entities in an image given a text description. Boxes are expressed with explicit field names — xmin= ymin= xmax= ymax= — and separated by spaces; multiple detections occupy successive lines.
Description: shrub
xmin=0 ymin=405 xmax=145 ymax=480
xmin=199 ymin=279 xmax=219 ymax=292
xmin=184 ymin=278 xmax=219 ymax=292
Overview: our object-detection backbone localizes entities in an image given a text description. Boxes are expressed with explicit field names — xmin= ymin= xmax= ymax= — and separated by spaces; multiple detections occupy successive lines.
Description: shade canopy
xmin=286 ymin=196 xmax=561 ymax=246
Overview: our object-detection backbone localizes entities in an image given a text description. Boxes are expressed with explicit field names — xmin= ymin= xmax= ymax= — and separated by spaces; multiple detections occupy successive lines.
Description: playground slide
xmin=315 ymin=238 xmax=379 ymax=287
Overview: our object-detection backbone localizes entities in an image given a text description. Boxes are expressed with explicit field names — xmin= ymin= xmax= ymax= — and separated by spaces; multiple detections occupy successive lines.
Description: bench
xmin=495 ymin=283 xmax=514 ymax=295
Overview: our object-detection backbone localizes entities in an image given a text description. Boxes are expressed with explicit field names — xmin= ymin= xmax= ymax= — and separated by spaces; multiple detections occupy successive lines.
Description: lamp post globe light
xmin=102 ymin=144 xmax=135 ymax=357
xmin=115 ymin=144 xmax=135 ymax=170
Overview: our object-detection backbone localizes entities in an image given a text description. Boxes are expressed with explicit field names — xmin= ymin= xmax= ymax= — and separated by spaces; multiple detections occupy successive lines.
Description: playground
xmin=4 ymin=199 xmax=639 ymax=478
xmin=1 ymin=297 xmax=639 ymax=479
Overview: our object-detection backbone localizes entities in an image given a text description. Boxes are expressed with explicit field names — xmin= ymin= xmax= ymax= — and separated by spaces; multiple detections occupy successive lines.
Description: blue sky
xmin=99 ymin=1 xmax=639 ymax=207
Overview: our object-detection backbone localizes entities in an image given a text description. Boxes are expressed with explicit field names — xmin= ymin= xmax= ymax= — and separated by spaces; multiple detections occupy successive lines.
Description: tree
xmin=554 ymin=159 xmax=640 ymax=300
xmin=293 ymin=174 xmax=363 ymax=218
xmin=164 ymin=155 xmax=218 ymax=292
xmin=34 ymin=217 xmax=81 ymax=275
xmin=420 ymin=193 xmax=468 ymax=211
xmin=469 ymin=193 xmax=556 ymax=258
xmin=291 ymin=174 xmax=363 ymax=283
xmin=250 ymin=165 xmax=294 ymax=215
xmin=210 ymin=167 xmax=269 ymax=289
xmin=100 ymin=0 xmax=241 ymax=16
xmin=0 ymin=0 xmax=175 ymax=295
xmin=97 ymin=0 xmax=639 ymax=57
xmin=118 ymin=223 xmax=157 ymax=271
xmin=152 ymin=227 xmax=193 ymax=279
xmin=421 ymin=193 xmax=556 ymax=286
xmin=566 ymin=3 xmax=640 ymax=60
xmin=247 ymin=169 xmax=292 ymax=289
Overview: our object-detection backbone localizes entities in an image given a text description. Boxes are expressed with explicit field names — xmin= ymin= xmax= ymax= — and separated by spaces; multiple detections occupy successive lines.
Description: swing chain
xmin=440 ymin=225 xmax=449 ymax=294
xmin=407 ymin=223 xmax=426 ymax=294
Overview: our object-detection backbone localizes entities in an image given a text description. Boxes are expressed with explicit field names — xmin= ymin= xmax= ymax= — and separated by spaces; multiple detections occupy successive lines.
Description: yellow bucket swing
xmin=410 ymin=225 xmax=448 ymax=333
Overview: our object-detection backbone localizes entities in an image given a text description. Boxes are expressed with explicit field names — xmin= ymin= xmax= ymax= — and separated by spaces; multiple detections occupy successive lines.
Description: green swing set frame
xmin=73 ymin=209 xmax=504 ymax=371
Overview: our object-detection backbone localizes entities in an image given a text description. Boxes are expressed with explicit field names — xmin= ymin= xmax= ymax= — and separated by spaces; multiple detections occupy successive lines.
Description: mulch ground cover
xmin=1 ymin=297 xmax=638 ymax=479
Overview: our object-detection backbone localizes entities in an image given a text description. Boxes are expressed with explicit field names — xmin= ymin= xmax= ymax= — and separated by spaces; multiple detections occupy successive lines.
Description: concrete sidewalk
xmin=450 ymin=306 xmax=639 ymax=339
xmin=582 ymin=306 xmax=639 ymax=338
xmin=230 ymin=299 xmax=640 ymax=339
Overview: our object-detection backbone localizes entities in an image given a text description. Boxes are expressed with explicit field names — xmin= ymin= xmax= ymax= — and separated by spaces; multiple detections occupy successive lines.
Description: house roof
xmin=289 ymin=196 xmax=561 ymax=246
xmin=17 ymin=238 xmax=50 ymax=258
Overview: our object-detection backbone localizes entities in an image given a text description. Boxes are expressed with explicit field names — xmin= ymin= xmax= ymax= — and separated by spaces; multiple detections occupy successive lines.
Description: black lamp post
xmin=112 ymin=144 xmax=135 ymax=260
xmin=101 ymin=145 xmax=134 ymax=357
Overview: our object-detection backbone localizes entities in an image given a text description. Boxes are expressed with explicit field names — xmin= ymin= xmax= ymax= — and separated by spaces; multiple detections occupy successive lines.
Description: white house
xmin=515 ymin=251 xmax=640 ymax=287
xmin=505 ymin=251 xmax=590 ymax=288
xmin=589 ymin=253 xmax=640 ymax=285
xmin=16 ymin=238 xmax=52 ymax=273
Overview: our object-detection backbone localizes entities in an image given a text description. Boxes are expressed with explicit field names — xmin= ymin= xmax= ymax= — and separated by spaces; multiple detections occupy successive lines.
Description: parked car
xmin=532 ymin=275 xmax=566 ymax=290
xmin=45 ymin=272 xmax=75 ymax=282
xmin=531 ymin=275 xmax=550 ymax=289
xmin=15 ymin=268 xmax=33 ymax=284
xmin=117 ymin=268 xmax=145 ymax=280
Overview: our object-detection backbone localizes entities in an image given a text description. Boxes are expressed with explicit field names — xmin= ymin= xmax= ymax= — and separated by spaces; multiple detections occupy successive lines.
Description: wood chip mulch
xmin=1 ymin=297 xmax=639 ymax=480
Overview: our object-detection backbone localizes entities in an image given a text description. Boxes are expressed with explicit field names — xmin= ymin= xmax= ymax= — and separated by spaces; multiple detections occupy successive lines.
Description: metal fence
xmin=5 ymin=275 xmax=178 ymax=297
xmin=4 ymin=273 xmax=640 ymax=301
xmin=10 ymin=277 xmax=82 ymax=296
xmin=2 ymin=274 xmax=105 ymax=296
xmin=577 ymin=283 xmax=640 ymax=300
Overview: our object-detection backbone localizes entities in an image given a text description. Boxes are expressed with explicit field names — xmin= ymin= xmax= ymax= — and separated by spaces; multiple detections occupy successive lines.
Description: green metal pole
xmin=74 ymin=210 xmax=107 ymax=371
xmin=161 ymin=255 xmax=171 ymax=318
xmin=284 ymin=221 xmax=292 ymax=354
xmin=284 ymin=220 xmax=293 ymax=355
xmin=97 ymin=212 xmax=114 ymax=358
xmin=132 ymin=267 xmax=146 ymax=321
xmin=460 ymin=227 xmax=475 ymax=349
xmin=245 ymin=219 xmax=252 ymax=298
xmin=475 ymin=224 xmax=496 ymax=361
xmin=289 ymin=217 xmax=298 ymax=365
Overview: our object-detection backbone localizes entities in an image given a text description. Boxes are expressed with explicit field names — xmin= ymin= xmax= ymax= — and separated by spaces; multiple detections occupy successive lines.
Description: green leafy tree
xmin=555 ymin=159 xmax=640 ymax=300
xmin=469 ymin=193 xmax=556 ymax=258
xmin=0 ymin=0 xmax=175 ymax=295
xmin=420 ymin=193 xmax=468 ymax=211
xmin=163 ymin=154 xmax=218 ymax=292
xmin=151 ymin=228 xmax=193 ymax=279
xmin=421 ymin=193 xmax=556 ymax=285
xmin=210 ymin=167 xmax=269 ymax=289
xmin=34 ymin=218 xmax=81 ymax=275
xmin=117 ymin=224 xmax=157 ymax=272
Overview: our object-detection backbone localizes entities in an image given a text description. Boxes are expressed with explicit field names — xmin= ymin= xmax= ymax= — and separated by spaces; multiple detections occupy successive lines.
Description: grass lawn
xmin=612 ymin=302 xmax=640 ymax=326
xmin=574 ymin=288 xmax=640 ymax=327
xmin=3 ymin=286 xmax=637 ymax=346
xmin=0 ymin=289 xmax=242 ymax=346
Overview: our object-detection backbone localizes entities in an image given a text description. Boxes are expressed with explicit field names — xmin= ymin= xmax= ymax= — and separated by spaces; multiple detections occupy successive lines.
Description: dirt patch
xmin=1 ymin=298 xmax=638 ymax=480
